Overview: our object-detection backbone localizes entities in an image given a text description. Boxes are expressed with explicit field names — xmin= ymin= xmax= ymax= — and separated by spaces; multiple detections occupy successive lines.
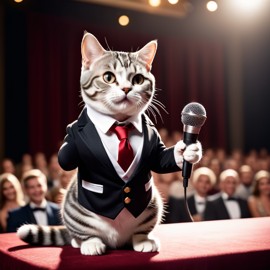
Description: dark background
xmin=2 ymin=0 xmax=270 ymax=162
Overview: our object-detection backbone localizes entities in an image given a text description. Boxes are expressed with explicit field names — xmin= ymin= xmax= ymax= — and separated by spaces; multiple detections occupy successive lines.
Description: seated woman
xmin=248 ymin=170 xmax=270 ymax=217
xmin=0 ymin=173 xmax=25 ymax=232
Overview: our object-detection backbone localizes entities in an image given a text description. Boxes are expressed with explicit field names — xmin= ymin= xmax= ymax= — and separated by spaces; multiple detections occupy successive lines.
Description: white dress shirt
xmin=194 ymin=193 xmax=207 ymax=214
xmin=86 ymin=104 xmax=144 ymax=182
xmin=222 ymin=192 xmax=241 ymax=219
xmin=30 ymin=199 xmax=48 ymax=226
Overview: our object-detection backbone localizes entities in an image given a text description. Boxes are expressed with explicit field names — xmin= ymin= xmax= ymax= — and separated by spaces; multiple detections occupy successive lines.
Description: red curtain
xmin=27 ymin=12 xmax=226 ymax=157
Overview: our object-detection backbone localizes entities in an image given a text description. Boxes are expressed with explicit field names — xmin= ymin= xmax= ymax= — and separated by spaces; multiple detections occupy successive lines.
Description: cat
xmin=17 ymin=32 xmax=202 ymax=255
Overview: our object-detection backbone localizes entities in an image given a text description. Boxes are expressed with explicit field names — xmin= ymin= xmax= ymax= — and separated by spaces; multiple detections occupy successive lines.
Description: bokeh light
xmin=206 ymin=1 xmax=218 ymax=12
xmin=118 ymin=15 xmax=130 ymax=26
xmin=149 ymin=0 xmax=161 ymax=7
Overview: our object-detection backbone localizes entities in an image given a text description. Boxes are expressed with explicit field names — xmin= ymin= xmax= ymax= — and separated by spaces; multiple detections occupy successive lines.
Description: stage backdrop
xmin=4 ymin=2 xmax=227 ymax=160
xmin=26 ymin=12 xmax=226 ymax=158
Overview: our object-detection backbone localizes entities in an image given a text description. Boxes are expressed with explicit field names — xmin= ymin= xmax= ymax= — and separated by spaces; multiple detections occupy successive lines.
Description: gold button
xmin=124 ymin=197 xmax=131 ymax=204
xmin=124 ymin=187 xmax=131 ymax=193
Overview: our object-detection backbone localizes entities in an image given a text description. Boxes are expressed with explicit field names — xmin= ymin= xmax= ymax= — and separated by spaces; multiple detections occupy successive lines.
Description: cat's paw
xmin=71 ymin=238 xmax=81 ymax=248
xmin=132 ymin=234 xmax=160 ymax=252
xmin=174 ymin=140 xmax=202 ymax=168
xmin=80 ymin=237 xmax=106 ymax=256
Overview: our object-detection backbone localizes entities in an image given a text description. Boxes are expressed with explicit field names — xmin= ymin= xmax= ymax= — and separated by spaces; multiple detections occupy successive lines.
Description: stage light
xmin=149 ymin=0 xmax=161 ymax=7
xmin=206 ymin=1 xmax=218 ymax=12
xmin=233 ymin=0 xmax=264 ymax=13
xmin=14 ymin=0 xmax=23 ymax=3
xmin=168 ymin=0 xmax=179 ymax=4
xmin=118 ymin=15 xmax=130 ymax=26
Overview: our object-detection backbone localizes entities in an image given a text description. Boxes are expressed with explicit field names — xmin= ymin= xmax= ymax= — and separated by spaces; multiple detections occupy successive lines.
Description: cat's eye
xmin=132 ymin=74 xmax=144 ymax=85
xmin=103 ymin=72 xmax=116 ymax=84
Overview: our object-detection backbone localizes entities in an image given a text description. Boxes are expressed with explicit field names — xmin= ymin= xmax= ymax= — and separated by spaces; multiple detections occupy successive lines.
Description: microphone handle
xmin=182 ymin=131 xmax=199 ymax=187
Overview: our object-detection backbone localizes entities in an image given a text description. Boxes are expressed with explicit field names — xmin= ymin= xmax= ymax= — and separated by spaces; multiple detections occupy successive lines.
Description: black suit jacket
xmin=164 ymin=195 xmax=199 ymax=223
xmin=58 ymin=109 xmax=180 ymax=219
xmin=6 ymin=202 xmax=62 ymax=232
xmin=204 ymin=195 xmax=251 ymax=221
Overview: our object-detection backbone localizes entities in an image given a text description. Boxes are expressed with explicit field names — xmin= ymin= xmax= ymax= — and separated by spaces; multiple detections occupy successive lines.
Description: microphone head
xmin=181 ymin=102 xmax=207 ymax=132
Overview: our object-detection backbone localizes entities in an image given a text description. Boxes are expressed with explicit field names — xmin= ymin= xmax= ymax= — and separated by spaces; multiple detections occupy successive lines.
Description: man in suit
xmin=7 ymin=169 xmax=62 ymax=232
xmin=204 ymin=169 xmax=251 ymax=221
xmin=164 ymin=167 xmax=217 ymax=223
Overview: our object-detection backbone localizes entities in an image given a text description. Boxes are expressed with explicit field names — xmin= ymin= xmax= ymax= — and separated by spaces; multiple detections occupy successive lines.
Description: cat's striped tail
xmin=17 ymin=224 xmax=71 ymax=246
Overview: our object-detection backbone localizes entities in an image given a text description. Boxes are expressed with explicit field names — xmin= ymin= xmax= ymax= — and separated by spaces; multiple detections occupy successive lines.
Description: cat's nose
xmin=122 ymin=87 xmax=131 ymax=94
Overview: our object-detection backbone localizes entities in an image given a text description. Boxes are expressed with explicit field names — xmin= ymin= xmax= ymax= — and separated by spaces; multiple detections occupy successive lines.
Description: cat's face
xmin=80 ymin=33 xmax=157 ymax=121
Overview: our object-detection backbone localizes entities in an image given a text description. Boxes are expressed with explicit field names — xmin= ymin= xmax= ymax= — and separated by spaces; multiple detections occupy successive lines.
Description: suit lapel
xmin=188 ymin=195 xmax=198 ymax=215
xmin=77 ymin=109 xmax=122 ymax=180
xmin=218 ymin=197 xmax=231 ymax=219
xmin=46 ymin=203 xmax=55 ymax=225
xmin=25 ymin=204 xmax=38 ymax=224
xmin=237 ymin=199 xmax=247 ymax=218
xmin=130 ymin=114 xmax=153 ymax=178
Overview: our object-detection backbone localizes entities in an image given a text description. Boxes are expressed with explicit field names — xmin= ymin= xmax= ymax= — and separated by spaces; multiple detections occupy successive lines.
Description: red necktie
xmin=112 ymin=124 xmax=134 ymax=171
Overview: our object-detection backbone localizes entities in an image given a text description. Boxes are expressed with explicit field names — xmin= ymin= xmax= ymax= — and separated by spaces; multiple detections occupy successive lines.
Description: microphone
xmin=181 ymin=102 xmax=207 ymax=188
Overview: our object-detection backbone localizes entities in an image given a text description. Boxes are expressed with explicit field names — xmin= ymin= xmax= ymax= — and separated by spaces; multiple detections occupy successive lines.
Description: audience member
xmin=0 ymin=173 xmax=25 ymax=232
xmin=17 ymin=153 xmax=34 ymax=178
xmin=153 ymin=171 xmax=180 ymax=201
xmin=208 ymin=158 xmax=222 ymax=178
xmin=207 ymin=158 xmax=222 ymax=196
xmin=47 ymin=153 xmax=62 ymax=189
xmin=34 ymin=152 xmax=49 ymax=177
xmin=6 ymin=169 xmax=62 ymax=232
xmin=204 ymin=169 xmax=251 ymax=221
xmin=1 ymin=158 xmax=16 ymax=175
xmin=248 ymin=170 xmax=270 ymax=217
xmin=164 ymin=167 xmax=216 ymax=223
xmin=164 ymin=175 xmax=195 ymax=203
xmin=48 ymin=169 xmax=76 ymax=204
xmin=235 ymin=165 xmax=254 ymax=200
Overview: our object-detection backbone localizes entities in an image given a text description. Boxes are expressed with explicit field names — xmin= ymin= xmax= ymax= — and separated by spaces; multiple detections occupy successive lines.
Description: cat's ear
xmin=137 ymin=40 xmax=157 ymax=71
xmin=81 ymin=32 xmax=106 ymax=69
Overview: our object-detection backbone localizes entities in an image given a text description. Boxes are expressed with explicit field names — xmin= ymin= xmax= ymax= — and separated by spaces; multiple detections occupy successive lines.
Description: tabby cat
xmin=17 ymin=32 xmax=202 ymax=255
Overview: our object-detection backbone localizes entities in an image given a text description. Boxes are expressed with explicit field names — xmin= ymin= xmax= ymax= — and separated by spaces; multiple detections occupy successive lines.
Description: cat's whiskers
xmin=152 ymin=96 xmax=168 ymax=111
xmin=131 ymin=95 xmax=158 ymax=123
xmin=151 ymin=98 xmax=168 ymax=114
xmin=147 ymin=108 xmax=157 ymax=123
xmin=78 ymin=100 xmax=85 ymax=108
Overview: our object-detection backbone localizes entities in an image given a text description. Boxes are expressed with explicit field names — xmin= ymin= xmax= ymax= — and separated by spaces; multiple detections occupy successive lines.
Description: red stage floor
xmin=0 ymin=217 xmax=269 ymax=270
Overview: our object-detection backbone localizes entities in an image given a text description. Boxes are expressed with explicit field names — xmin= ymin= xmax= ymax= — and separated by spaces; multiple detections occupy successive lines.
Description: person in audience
xmin=0 ymin=173 xmax=25 ymax=232
xmin=248 ymin=170 xmax=270 ymax=217
xmin=6 ymin=169 xmax=62 ymax=232
xmin=47 ymin=169 xmax=76 ymax=204
xmin=17 ymin=153 xmax=34 ymax=178
xmin=163 ymin=174 xmax=195 ymax=204
xmin=204 ymin=169 xmax=251 ymax=220
xmin=164 ymin=167 xmax=216 ymax=223
xmin=47 ymin=153 xmax=62 ymax=190
xmin=152 ymin=171 xmax=180 ymax=201
xmin=207 ymin=158 xmax=222 ymax=196
xmin=256 ymin=158 xmax=269 ymax=172
xmin=1 ymin=158 xmax=16 ymax=175
xmin=235 ymin=165 xmax=254 ymax=200
xmin=34 ymin=152 xmax=49 ymax=177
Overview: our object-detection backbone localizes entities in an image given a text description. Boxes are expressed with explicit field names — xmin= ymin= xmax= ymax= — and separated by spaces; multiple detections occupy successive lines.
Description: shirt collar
xmin=194 ymin=193 xmax=206 ymax=203
xmin=30 ymin=199 xmax=47 ymax=209
xmin=85 ymin=104 xmax=143 ymax=134
xmin=221 ymin=192 xmax=230 ymax=200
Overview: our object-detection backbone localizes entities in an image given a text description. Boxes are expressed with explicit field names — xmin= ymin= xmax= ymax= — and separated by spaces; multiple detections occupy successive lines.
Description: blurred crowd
xmin=0 ymin=153 xmax=76 ymax=233
xmin=0 ymin=128 xmax=269 ymax=233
